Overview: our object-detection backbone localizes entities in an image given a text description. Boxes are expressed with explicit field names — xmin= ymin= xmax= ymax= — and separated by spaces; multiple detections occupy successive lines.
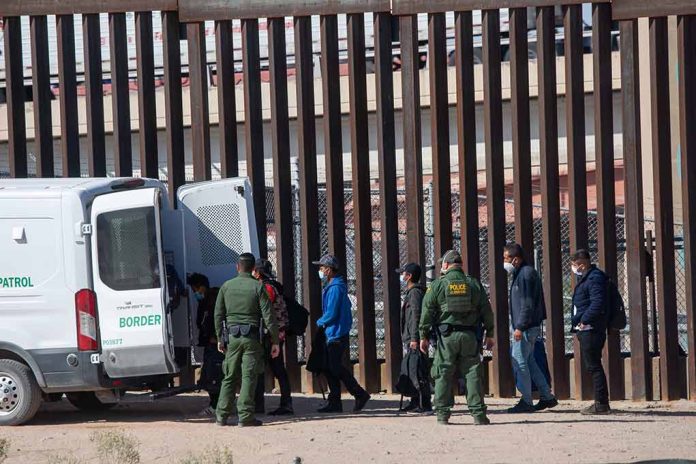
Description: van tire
xmin=66 ymin=392 xmax=117 ymax=412
xmin=0 ymin=359 xmax=43 ymax=426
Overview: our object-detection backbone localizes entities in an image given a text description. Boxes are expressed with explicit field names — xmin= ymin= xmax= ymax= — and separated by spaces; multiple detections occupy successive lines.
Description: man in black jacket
xmin=396 ymin=262 xmax=431 ymax=413
xmin=571 ymin=249 xmax=611 ymax=415
xmin=503 ymin=243 xmax=557 ymax=413
xmin=187 ymin=273 xmax=222 ymax=417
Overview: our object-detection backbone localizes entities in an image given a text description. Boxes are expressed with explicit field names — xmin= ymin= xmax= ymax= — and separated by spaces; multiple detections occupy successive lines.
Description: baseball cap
xmin=395 ymin=262 xmax=422 ymax=282
xmin=255 ymin=258 xmax=274 ymax=278
xmin=439 ymin=249 xmax=463 ymax=265
xmin=312 ymin=254 xmax=340 ymax=270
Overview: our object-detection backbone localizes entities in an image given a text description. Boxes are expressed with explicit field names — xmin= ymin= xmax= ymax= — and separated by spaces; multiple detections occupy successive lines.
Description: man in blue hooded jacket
xmin=312 ymin=254 xmax=371 ymax=413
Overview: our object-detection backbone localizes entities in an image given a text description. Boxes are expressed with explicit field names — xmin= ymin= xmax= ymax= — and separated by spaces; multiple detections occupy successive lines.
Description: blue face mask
xmin=193 ymin=291 xmax=204 ymax=302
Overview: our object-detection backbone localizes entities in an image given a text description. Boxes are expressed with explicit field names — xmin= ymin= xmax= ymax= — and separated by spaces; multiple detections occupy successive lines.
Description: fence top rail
xmin=390 ymin=0 xmax=608 ymax=16
xmin=611 ymin=0 xmax=696 ymax=19
xmin=0 ymin=0 xmax=177 ymax=16
xmin=1 ymin=0 xmax=694 ymax=19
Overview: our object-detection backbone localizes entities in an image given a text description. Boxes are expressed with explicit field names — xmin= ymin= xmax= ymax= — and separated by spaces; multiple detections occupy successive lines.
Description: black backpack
xmin=284 ymin=296 xmax=310 ymax=337
xmin=606 ymin=277 xmax=627 ymax=331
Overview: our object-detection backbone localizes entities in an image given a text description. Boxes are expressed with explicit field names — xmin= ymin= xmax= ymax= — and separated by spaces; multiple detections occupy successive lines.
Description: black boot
xmin=318 ymin=402 xmax=343 ymax=413
xmin=269 ymin=405 xmax=294 ymax=416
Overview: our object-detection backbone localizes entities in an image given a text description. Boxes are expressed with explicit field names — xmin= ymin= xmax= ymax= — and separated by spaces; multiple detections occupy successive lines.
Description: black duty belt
xmin=228 ymin=324 xmax=260 ymax=339
xmin=438 ymin=324 xmax=478 ymax=336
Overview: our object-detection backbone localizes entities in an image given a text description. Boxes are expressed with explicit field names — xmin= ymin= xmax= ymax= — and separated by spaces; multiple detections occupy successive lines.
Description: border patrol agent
xmin=419 ymin=250 xmax=495 ymax=425
xmin=214 ymin=253 xmax=280 ymax=427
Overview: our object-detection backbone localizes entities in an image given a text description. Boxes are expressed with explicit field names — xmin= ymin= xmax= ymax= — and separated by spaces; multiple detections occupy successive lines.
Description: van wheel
xmin=66 ymin=392 xmax=117 ymax=412
xmin=0 ymin=359 xmax=43 ymax=426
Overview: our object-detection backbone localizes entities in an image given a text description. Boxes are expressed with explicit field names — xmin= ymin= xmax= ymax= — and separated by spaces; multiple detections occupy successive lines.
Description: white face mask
xmin=503 ymin=262 xmax=515 ymax=274
xmin=571 ymin=265 xmax=582 ymax=276
xmin=400 ymin=274 xmax=407 ymax=284
xmin=319 ymin=270 xmax=327 ymax=281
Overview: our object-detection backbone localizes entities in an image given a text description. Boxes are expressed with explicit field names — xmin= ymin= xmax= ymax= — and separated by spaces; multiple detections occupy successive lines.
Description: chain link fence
xmin=264 ymin=184 xmax=689 ymax=362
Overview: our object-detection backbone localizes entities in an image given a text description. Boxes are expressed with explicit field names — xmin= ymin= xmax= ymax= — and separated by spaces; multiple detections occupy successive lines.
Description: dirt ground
xmin=1 ymin=393 xmax=696 ymax=464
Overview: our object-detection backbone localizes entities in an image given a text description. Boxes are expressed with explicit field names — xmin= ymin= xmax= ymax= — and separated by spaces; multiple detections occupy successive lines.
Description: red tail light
xmin=75 ymin=289 xmax=99 ymax=351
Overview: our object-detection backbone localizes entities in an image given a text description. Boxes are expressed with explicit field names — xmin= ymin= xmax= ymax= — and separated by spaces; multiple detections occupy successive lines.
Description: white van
xmin=0 ymin=177 xmax=258 ymax=425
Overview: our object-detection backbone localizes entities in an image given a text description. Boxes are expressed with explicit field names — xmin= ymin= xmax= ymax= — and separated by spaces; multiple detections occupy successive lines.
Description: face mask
xmin=400 ymin=274 xmax=408 ymax=285
xmin=571 ymin=265 xmax=583 ymax=276
xmin=503 ymin=262 xmax=515 ymax=274
xmin=319 ymin=270 xmax=327 ymax=282
xmin=193 ymin=291 xmax=204 ymax=302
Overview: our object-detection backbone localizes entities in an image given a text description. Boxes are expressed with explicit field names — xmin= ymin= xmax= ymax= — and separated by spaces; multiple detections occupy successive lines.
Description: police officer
xmin=419 ymin=250 xmax=495 ymax=425
xmin=214 ymin=253 xmax=280 ymax=427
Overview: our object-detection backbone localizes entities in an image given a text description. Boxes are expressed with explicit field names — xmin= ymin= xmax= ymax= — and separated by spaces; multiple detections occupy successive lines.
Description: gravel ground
xmin=1 ymin=393 xmax=696 ymax=464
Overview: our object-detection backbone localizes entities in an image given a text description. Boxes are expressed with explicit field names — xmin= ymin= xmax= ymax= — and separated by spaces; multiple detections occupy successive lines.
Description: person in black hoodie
xmin=396 ymin=262 xmax=431 ymax=413
xmin=187 ymin=273 xmax=222 ymax=417
xmin=503 ymin=243 xmax=558 ymax=413
xmin=570 ymin=249 xmax=611 ymax=415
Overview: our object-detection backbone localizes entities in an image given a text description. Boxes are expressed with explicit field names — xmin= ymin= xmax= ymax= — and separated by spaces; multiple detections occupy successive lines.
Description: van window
xmin=97 ymin=207 xmax=161 ymax=291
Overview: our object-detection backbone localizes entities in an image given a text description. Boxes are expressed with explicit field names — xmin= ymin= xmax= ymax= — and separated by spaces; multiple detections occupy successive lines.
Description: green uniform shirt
xmin=214 ymin=272 xmax=279 ymax=344
xmin=419 ymin=267 xmax=494 ymax=339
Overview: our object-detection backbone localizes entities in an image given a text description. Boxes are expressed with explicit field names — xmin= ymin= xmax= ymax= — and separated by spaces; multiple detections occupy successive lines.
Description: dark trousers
xmin=201 ymin=344 xmax=223 ymax=408
xmin=325 ymin=336 xmax=366 ymax=404
xmin=578 ymin=330 xmax=609 ymax=405
xmin=254 ymin=341 xmax=292 ymax=408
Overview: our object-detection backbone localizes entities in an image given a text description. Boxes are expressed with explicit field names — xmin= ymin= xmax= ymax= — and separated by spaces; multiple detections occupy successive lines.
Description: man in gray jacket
xmin=503 ymin=243 xmax=558 ymax=413
xmin=397 ymin=262 xmax=431 ymax=412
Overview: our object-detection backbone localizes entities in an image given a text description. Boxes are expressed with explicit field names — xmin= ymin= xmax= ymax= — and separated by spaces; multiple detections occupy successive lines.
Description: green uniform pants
xmin=216 ymin=336 xmax=263 ymax=423
xmin=431 ymin=331 xmax=487 ymax=421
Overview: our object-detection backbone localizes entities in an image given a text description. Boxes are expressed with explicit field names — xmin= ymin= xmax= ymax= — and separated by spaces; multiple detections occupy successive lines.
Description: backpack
xmin=606 ymin=277 xmax=627 ymax=331
xmin=284 ymin=296 xmax=310 ymax=337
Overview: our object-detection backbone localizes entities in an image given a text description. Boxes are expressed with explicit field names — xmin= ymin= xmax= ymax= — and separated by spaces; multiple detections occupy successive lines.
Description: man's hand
xmin=514 ymin=329 xmax=523 ymax=342
xmin=271 ymin=344 xmax=281 ymax=359
xmin=419 ymin=339 xmax=429 ymax=354
xmin=484 ymin=337 xmax=495 ymax=350
xmin=217 ymin=341 xmax=226 ymax=354
xmin=409 ymin=340 xmax=419 ymax=351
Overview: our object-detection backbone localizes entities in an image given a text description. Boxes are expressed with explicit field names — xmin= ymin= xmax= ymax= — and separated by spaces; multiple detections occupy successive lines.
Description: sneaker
xmin=473 ymin=415 xmax=491 ymax=426
xmin=198 ymin=406 xmax=215 ymax=417
xmin=400 ymin=401 xmax=418 ymax=412
xmin=215 ymin=417 xmax=229 ymax=426
xmin=437 ymin=417 xmax=450 ymax=425
xmin=353 ymin=393 xmax=371 ymax=412
xmin=238 ymin=419 xmax=263 ymax=427
xmin=580 ymin=403 xmax=611 ymax=415
xmin=268 ymin=405 xmax=294 ymax=416
xmin=317 ymin=402 xmax=343 ymax=413
xmin=535 ymin=398 xmax=559 ymax=412
xmin=507 ymin=400 xmax=536 ymax=414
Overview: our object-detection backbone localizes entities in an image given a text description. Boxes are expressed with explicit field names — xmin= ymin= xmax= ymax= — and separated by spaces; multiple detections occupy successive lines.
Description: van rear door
xmin=91 ymin=187 xmax=178 ymax=378
xmin=177 ymin=178 xmax=259 ymax=361
xmin=177 ymin=177 xmax=259 ymax=289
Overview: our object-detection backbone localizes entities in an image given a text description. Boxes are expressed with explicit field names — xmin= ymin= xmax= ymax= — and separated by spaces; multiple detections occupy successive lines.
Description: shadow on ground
xmin=27 ymin=393 xmax=696 ymax=428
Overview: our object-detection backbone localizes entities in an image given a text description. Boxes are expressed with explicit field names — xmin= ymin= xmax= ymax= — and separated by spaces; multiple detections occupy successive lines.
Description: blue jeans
xmin=511 ymin=326 xmax=554 ymax=405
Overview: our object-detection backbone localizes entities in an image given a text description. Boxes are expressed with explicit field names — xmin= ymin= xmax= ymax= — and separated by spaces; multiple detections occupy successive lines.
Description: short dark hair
xmin=571 ymin=249 xmax=592 ymax=262
xmin=186 ymin=272 xmax=209 ymax=289
xmin=238 ymin=252 xmax=256 ymax=273
xmin=504 ymin=243 xmax=525 ymax=260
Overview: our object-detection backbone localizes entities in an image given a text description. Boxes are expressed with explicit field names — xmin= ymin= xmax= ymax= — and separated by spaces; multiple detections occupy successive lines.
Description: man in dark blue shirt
xmin=571 ymin=249 xmax=610 ymax=415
